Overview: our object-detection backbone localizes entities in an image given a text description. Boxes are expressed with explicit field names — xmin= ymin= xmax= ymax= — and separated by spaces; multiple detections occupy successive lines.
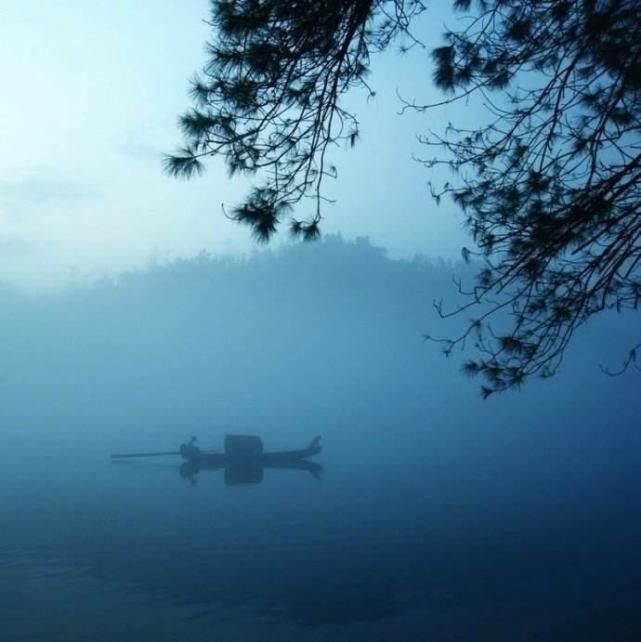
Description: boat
xmin=112 ymin=434 xmax=322 ymax=485
xmin=178 ymin=434 xmax=322 ymax=466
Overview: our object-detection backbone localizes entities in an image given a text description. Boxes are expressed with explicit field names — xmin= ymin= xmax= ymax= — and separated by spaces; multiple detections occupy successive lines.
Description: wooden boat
xmin=112 ymin=435 xmax=322 ymax=485
xmin=178 ymin=435 xmax=322 ymax=466
xmin=112 ymin=435 xmax=322 ymax=465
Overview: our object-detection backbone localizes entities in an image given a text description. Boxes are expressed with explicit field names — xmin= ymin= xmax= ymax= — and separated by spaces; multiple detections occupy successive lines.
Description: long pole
xmin=111 ymin=451 xmax=180 ymax=459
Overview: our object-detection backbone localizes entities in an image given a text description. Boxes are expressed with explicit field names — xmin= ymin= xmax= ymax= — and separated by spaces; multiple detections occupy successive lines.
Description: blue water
xmin=3 ymin=419 xmax=641 ymax=642
xmin=2 ymin=241 xmax=641 ymax=640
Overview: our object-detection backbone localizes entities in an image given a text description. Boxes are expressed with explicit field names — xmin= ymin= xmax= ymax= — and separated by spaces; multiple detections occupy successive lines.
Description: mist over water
xmin=2 ymin=236 xmax=640 ymax=641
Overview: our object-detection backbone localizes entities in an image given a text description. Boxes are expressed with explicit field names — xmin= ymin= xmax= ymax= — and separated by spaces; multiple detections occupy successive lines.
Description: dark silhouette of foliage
xmin=165 ymin=0 xmax=425 ymax=241
xmin=168 ymin=0 xmax=641 ymax=394
xmin=414 ymin=0 xmax=641 ymax=395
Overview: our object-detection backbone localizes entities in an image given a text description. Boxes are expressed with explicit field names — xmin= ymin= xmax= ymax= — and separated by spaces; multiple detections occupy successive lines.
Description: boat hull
xmin=182 ymin=443 xmax=322 ymax=468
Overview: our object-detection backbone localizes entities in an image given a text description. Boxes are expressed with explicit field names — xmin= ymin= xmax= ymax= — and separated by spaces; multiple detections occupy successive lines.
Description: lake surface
xmin=2 ymin=420 xmax=641 ymax=642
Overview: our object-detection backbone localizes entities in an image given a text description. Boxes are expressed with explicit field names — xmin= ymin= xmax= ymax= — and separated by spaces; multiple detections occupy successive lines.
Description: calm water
xmin=2 ymin=421 xmax=641 ymax=642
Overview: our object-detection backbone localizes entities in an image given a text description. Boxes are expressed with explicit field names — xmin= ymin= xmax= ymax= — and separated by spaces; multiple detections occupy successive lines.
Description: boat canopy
xmin=224 ymin=434 xmax=264 ymax=462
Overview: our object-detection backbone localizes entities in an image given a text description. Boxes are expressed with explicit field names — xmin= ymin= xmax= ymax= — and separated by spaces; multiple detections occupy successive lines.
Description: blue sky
xmin=1 ymin=1 xmax=471 ymax=289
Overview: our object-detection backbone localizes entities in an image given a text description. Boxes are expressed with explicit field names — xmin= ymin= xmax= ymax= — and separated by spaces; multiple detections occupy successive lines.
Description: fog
xmin=2 ymin=235 xmax=640 ymax=640
xmin=3 ymin=234 xmax=638 ymax=446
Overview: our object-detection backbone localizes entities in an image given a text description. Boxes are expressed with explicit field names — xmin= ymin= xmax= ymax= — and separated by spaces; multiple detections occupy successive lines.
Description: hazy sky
xmin=1 ymin=1 xmax=470 ymax=289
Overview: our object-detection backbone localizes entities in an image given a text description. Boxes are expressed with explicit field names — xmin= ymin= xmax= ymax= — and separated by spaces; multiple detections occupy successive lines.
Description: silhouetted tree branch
xmin=168 ymin=0 xmax=640 ymax=395
xmin=413 ymin=0 xmax=641 ymax=395
xmin=600 ymin=341 xmax=641 ymax=376
xmin=165 ymin=0 xmax=425 ymax=241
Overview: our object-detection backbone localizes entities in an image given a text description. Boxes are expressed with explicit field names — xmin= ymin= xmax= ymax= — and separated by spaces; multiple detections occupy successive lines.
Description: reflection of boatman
xmin=180 ymin=436 xmax=200 ymax=460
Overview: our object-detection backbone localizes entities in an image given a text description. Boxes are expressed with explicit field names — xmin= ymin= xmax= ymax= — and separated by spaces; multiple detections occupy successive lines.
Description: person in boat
xmin=179 ymin=436 xmax=200 ymax=460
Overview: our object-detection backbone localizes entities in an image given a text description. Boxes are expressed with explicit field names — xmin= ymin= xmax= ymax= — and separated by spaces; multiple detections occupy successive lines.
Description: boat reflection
xmin=179 ymin=459 xmax=323 ymax=485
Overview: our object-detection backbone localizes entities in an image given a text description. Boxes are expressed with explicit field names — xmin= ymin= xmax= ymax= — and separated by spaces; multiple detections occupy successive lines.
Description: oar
xmin=111 ymin=451 xmax=181 ymax=459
